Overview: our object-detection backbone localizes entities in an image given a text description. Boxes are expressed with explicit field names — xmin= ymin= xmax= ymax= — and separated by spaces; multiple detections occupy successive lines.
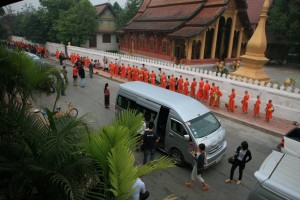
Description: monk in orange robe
xmin=184 ymin=78 xmax=189 ymax=96
xmin=135 ymin=66 xmax=140 ymax=81
xmin=228 ymin=89 xmax=236 ymax=112
xmin=196 ymin=78 xmax=204 ymax=100
xmin=126 ymin=65 xmax=131 ymax=81
xmin=84 ymin=57 xmax=90 ymax=68
xmin=177 ymin=75 xmax=183 ymax=93
xmin=213 ymin=86 xmax=222 ymax=108
xmin=209 ymin=83 xmax=216 ymax=106
xmin=114 ymin=63 xmax=119 ymax=76
xmin=55 ymin=49 xmax=59 ymax=59
xmin=161 ymin=73 xmax=167 ymax=88
xmin=169 ymin=75 xmax=176 ymax=91
xmin=137 ymin=68 xmax=143 ymax=81
xmin=109 ymin=62 xmax=114 ymax=77
xmin=190 ymin=78 xmax=197 ymax=98
xmin=150 ymin=71 xmax=156 ymax=85
xmin=265 ymin=100 xmax=273 ymax=122
xmin=203 ymin=80 xmax=210 ymax=101
xmin=121 ymin=63 xmax=126 ymax=79
xmin=241 ymin=90 xmax=250 ymax=114
xmin=131 ymin=66 xmax=136 ymax=81
xmin=144 ymin=70 xmax=149 ymax=83
xmin=253 ymin=95 xmax=261 ymax=116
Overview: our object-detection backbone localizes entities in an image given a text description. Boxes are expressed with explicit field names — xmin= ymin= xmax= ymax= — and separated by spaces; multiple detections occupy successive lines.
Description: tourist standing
xmin=185 ymin=143 xmax=209 ymax=191
xmin=265 ymin=100 xmax=273 ymax=122
xmin=141 ymin=122 xmax=159 ymax=164
xmin=104 ymin=83 xmax=110 ymax=108
xmin=78 ymin=65 xmax=85 ymax=87
xmin=72 ymin=65 xmax=78 ymax=86
xmin=225 ymin=141 xmax=252 ymax=185
xmin=88 ymin=61 xmax=93 ymax=78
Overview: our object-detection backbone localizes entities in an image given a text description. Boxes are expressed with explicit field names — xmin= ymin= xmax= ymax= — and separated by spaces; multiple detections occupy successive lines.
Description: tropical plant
xmin=0 ymin=46 xmax=175 ymax=200
xmin=82 ymin=110 xmax=175 ymax=199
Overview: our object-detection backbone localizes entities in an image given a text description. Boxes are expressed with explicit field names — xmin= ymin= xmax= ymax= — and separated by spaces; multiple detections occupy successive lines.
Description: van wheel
xmin=170 ymin=149 xmax=185 ymax=167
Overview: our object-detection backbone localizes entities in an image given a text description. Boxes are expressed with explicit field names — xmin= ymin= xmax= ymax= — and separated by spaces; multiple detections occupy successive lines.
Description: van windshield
xmin=186 ymin=112 xmax=220 ymax=138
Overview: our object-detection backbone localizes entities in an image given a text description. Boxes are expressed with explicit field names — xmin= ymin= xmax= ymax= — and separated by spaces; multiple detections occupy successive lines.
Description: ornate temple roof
xmin=122 ymin=0 xmax=253 ymax=38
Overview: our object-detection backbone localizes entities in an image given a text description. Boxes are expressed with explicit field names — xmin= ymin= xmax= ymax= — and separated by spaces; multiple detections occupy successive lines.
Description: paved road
xmin=36 ymin=60 xmax=281 ymax=200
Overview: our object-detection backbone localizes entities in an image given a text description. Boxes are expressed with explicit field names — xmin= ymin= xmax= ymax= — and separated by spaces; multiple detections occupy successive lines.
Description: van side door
xmin=156 ymin=106 xmax=170 ymax=151
xmin=167 ymin=118 xmax=192 ymax=166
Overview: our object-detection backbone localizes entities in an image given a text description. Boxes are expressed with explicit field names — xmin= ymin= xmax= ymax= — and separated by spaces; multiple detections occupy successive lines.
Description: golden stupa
xmin=231 ymin=0 xmax=270 ymax=82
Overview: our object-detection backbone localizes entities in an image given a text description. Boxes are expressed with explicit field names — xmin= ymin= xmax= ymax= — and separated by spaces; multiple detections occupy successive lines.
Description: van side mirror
xmin=184 ymin=135 xmax=190 ymax=141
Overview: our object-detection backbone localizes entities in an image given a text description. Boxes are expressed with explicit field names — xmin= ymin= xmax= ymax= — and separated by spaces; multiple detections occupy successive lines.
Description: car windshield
xmin=186 ymin=112 xmax=220 ymax=138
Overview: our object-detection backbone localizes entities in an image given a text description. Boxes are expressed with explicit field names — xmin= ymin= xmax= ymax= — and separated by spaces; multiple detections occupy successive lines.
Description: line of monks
xmin=62 ymin=54 xmax=274 ymax=122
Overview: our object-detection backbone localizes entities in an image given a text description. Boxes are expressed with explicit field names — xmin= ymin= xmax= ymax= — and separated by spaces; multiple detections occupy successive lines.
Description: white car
xmin=278 ymin=127 xmax=300 ymax=158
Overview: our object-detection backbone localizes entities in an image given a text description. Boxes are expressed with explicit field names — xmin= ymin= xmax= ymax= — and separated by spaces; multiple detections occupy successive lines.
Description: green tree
xmin=267 ymin=0 xmax=300 ymax=44
xmin=52 ymin=0 xmax=98 ymax=46
xmin=0 ymin=7 xmax=7 ymax=40
xmin=39 ymin=0 xmax=80 ymax=42
xmin=115 ymin=0 xmax=142 ymax=29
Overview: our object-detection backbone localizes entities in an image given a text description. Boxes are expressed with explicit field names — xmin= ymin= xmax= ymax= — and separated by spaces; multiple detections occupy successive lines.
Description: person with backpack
xmin=185 ymin=143 xmax=209 ymax=191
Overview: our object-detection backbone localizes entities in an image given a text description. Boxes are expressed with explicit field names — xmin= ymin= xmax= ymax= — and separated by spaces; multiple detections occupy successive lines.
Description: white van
xmin=115 ymin=82 xmax=227 ymax=167
xmin=248 ymin=151 xmax=300 ymax=200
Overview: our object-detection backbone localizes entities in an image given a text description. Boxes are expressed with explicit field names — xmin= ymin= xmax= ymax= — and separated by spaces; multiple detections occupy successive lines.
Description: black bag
xmin=228 ymin=155 xmax=236 ymax=164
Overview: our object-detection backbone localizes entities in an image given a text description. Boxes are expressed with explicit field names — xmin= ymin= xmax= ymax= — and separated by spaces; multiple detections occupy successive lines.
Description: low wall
xmin=45 ymin=42 xmax=300 ymax=123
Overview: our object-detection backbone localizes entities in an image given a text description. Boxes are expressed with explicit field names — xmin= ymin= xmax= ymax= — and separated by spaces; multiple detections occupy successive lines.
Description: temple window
xmin=103 ymin=34 xmax=111 ymax=43
xmin=149 ymin=38 xmax=154 ymax=51
xmin=162 ymin=40 xmax=168 ymax=54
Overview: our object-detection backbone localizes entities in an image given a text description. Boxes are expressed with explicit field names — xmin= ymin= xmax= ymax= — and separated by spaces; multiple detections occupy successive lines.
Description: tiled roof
xmin=186 ymin=7 xmax=225 ymax=26
xmin=168 ymin=27 xmax=206 ymax=38
xmin=124 ymin=21 xmax=184 ymax=31
xmin=137 ymin=3 xmax=203 ymax=21
xmin=94 ymin=3 xmax=115 ymax=17
xmin=122 ymin=0 xmax=252 ymax=37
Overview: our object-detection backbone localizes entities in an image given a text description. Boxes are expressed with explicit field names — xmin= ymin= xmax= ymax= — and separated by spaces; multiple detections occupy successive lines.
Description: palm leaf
xmin=107 ymin=146 xmax=137 ymax=200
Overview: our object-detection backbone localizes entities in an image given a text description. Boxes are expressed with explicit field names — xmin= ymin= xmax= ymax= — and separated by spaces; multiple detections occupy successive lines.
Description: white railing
xmin=44 ymin=42 xmax=300 ymax=123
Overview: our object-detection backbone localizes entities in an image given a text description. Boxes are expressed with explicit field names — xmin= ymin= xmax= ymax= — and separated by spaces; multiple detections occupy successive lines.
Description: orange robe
xmin=144 ymin=71 xmax=149 ymax=83
xmin=84 ymin=57 xmax=89 ymax=68
xmin=184 ymin=81 xmax=189 ymax=95
xmin=190 ymin=81 xmax=197 ymax=97
xmin=253 ymin=99 xmax=261 ymax=116
xmin=214 ymin=89 xmax=222 ymax=107
xmin=170 ymin=77 xmax=175 ymax=91
xmin=131 ymin=68 xmax=136 ymax=81
xmin=203 ymin=83 xmax=210 ymax=100
xmin=109 ymin=63 xmax=114 ymax=76
xmin=209 ymin=86 xmax=216 ymax=106
xmin=150 ymin=72 xmax=156 ymax=85
xmin=196 ymin=81 xmax=204 ymax=99
xmin=161 ymin=75 xmax=167 ymax=88
xmin=139 ymin=69 xmax=144 ymax=81
xmin=228 ymin=92 xmax=235 ymax=111
xmin=177 ymin=78 xmax=183 ymax=93
xmin=126 ymin=66 xmax=131 ymax=81
xmin=241 ymin=94 xmax=250 ymax=112
xmin=114 ymin=64 xmax=119 ymax=76
xmin=121 ymin=65 xmax=126 ymax=78
xmin=265 ymin=103 xmax=273 ymax=121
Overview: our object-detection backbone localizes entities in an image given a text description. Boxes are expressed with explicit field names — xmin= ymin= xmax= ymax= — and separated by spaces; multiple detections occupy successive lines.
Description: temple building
xmin=82 ymin=3 xmax=119 ymax=51
xmin=119 ymin=0 xmax=253 ymax=65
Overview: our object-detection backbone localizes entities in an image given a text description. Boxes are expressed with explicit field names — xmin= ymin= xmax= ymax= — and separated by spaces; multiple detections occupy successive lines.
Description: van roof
xmin=254 ymin=151 xmax=300 ymax=200
xmin=119 ymin=81 xmax=210 ymax=122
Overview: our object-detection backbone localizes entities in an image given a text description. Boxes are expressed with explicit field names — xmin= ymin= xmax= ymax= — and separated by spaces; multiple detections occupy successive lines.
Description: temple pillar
xmin=227 ymin=10 xmax=238 ymax=58
xmin=187 ymin=39 xmax=193 ymax=60
xmin=236 ymin=28 xmax=244 ymax=58
xmin=200 ymin=31 xmax=206 ymax=59
xmin=211 ymin=19 xmax=220 ymax=59
xmin=171 ymin=39 xmax=175 ymax=57
xmin=220 ymin=27 xmax=226 ymax=56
